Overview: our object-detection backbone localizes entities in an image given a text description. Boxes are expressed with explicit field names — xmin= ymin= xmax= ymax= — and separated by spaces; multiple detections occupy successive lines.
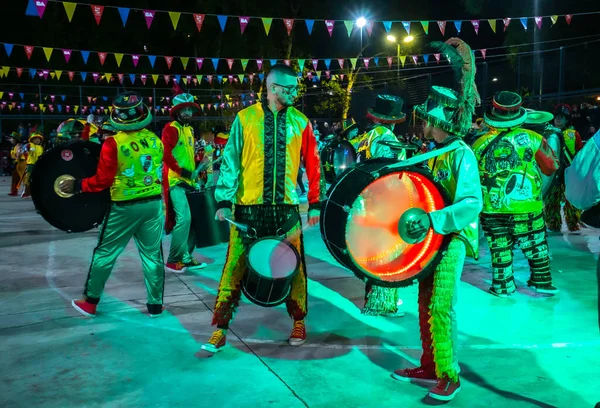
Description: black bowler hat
xmin=484 ymin=91 xmax=528 ymax=129
xmin=367 ymin=94 xmax=406 ymax=124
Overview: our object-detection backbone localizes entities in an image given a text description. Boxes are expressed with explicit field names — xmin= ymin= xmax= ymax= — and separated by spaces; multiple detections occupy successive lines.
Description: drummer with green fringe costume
xmin=161 ymin=85 xmax=207 ymax=274
xmin=59 ymin=92 xmax=167 ymax=318
xmin=391 ymin=38 xmax=483 ymax=402
xmin=348 ymin=94 xmax=408 ymax=317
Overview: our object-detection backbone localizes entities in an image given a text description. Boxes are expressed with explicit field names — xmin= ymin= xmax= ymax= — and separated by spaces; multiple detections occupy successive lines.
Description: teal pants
xmin=167 ymin=185 xmax=196 ymax=264
xmin=84 ymin=198 xmax=165 ymax=308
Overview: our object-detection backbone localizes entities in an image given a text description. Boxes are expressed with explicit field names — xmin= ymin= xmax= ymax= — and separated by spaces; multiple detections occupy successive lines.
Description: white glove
xmin=87 ymin=114 xmax=95 ymax=124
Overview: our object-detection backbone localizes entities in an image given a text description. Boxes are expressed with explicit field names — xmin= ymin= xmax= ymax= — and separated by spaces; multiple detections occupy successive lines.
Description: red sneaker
xmin=391 ymin=366 xmax=437 ymax=382
xmin=71 ymin=299 xmax=97 ymax=317
xmin=201 ymin=329 xmax=227 ymax=353
xmin=428 ymin=376 xmax=461 ymax=401
xmin=289 ymin=320 xmax=307 ymax=346
xmin=165 ymin=261 xmax=186 ymax=273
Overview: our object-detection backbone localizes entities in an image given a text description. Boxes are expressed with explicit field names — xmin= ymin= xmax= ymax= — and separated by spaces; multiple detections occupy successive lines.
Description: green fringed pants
xmin=363 ymin=284 xmax=400 ymax=315
xmin=417 ymin=239 xmax=465 ymax=381
xmin=83 ymin=198 xmax=165 ymax=309
xmin=167 ymin=185 xmax=196 ymax=264
xmin=544 ymin=182 xmax=581 ymax=232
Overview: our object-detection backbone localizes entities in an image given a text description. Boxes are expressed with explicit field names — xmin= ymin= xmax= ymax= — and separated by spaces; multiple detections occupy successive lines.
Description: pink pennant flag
xmin=143 ymin=10 xmax=156 ymax=29
xmin=62 ymin=49 xmax=72 ymax=63
xmin=412 ymin=55 xmax=418 ymax=65
xmin=66 ymin=106 xmax=70 ymax=113
xmin=165 ymin=56 xmax=173 ymax=69
xmin=437 ymin=21 xmax=447 ymax=36
xmin=16 ymin=68 xmax=23 ymax=78
xmin=140 ymin=74 xmax=147 ymax=85
xmin=307 ymin=72 xmax=313 ymax=80
xmin=387 ymin=57 xmax=393 ymax=68
xmin=249 ymin=74 xmax=254 ymax=84
xmin=284 ymin=60 xmax=291 ymax=66
xmin=207 ymin=75 xmax=213 ymax=84
xmin=163 ymin=75 xmax=170 ymax=83
xmin=196 ymin=58 xmax=203 ymax=70
xmin=535 ymin=17 xmax=543 ymax=29
xmin=325 ymin=20 xmax=335 ymax=36
xmin=193 ymin=14 xmax=205 ymax=32
xmin=283 ymin=19 xmax=294 ymax=36
xmin=338 ymin=58 xmax=344 ymax=68
xmin=481 ymin=49 xmax=487 ymax=59
xmin=365 ymin=20 xmax=374 ymax=37
xmin=503 ymin=18 xmax=511 ymax=31
xmin=340 ymin=74 xmax=345 ymax=81
xmin=325 ymin=71 xmax=331 ymax=79
xmin=68 ymin=71 xmax=75 ymax=81
xmin=25 ymin=46 xmax=34 ymax=60
xmin=8 ymin=93 xmax=13 ymax=100
xmin=312 ymin=59 xmax=319 ymax=70
xmin=92 ymin=72 xmax=99 ymax=83
xmin=434 ymin=53 xmax=441 ymax=63
xmin=36 ymin=0 xmax=48 ymax=18
xmin=256 ymin=59 xmax=263 ymax=70
xmin=98 ymin=52 xmax=107 ymax=66
xmin=472 ymin=20 xmax=480 ymax=34
xmin=118 ymin=73 xmax=124 ymax=84
xmin=87 ymin=96 xmax=92 ymax=103
xmin=565 ymin=14 xmax=573 ymax=25
xmin=132 ymin=54 xmax=140 ymax=67
xmin=50 ymin=95 xmax=55 ymax=102
xmin=363 ymin=58 xmax=369 ymax=69
xmin=239 ymin=16 xmax=250 ymax=34
xmin=91 ymin=5 xmax=104 ymax=25
xmin=186 ymin=75 xmax=192 ymax=84
xmin=227 ymin=59 xmax=234 ymax=70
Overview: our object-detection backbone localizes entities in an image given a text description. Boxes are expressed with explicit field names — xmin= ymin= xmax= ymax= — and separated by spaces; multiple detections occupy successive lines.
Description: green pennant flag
xmin=180 ymin=57 xmax=189 ymax=70
xmin=114 ymin=53 xmax=124 ymax=67
xmin=262 ymin=18 xmax=273 ymax=35
xmin=350 ymin=58 xmax=357 ymax=69
xmin=399 ymin=55 xmax=406 ymax=67
xmin=316 ymin=70 xmax=322 ymax=79
xmin=298 ymin=59 xmax=305 ymax=72
xmin=488 ymin=19 xmax=497 ymax=33
xmin=241 ymin=59 xmax=249 ymax=70
xmin=344 ymin=20 xmax=354 ymax=37
xmin=196 ymin=75 xmax=203 ymax=83
xmin=63 ymin=2 xmax=77 ymax=22
xmin=238 ymin=74 xmax=244 ymax=82
xmin=169 ymin=12 xmax=181 ymax=30
xmin=421 ymin=21 xmax=429 ymax=34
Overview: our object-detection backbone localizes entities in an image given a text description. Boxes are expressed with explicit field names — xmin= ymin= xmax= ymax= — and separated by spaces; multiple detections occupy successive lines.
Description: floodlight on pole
xmin=386 ymin=35 xmax=397 ymax=43
xmin=356 ymin=17 xmax=367 ymax=28
xmin=404 ymin=35 xmax=414 ymax=43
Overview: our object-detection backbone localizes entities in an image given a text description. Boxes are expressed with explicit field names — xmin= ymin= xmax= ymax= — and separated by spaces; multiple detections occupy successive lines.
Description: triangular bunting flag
xmin=148 ymin=55 xmax=156 ymax=68
xmin=29 ymin=69 xmax=37 ymax=78
xmin=43 ymin=47 xmax=53 ymax=62
xmin=163 ymin=74 xmax=170 ymax=83
xmin=454 ymin=20 xmax=462 ymax=33
xmin=423 ymin=55 xmax=429 ymax=64
xmin=92 ymin=72 xmax=99 ymax=83
xmin=17 ymin=68 xmax=23 ymax=78
xmin=239 ymin=16 xmax=250 ymax=34
xmin=400 ymin=55 xmax=406 ymax=67
xmin=481 ymin=49 xmax=487 ymax=59
xmin=337 ymin=58 xmax=344 ymax=68
xmin=257 ymin=59 xmax=263 ymax=70
xmin=63 ymin=2 xmax=76 ymax=22
xmin=305 ymin=19 xmax=314 ymax=34
xmin=402 ymin=21 xmax=411 ymax=34
xmin=181 ymin=57 xmax=189 ymax=70
xmin=325 ymin=20 xmax=335 ymax=36
xmin=437 ymin=21 xmax=446 ymax=36
xmin=520 ymin=17 xmax=528 ymax=31
xmin=383 ymin=21 xmax=392 ymax=33
xmin=488 ymin=19 xmax=497 ymax=33
xmin=132 ymin=54 xmax=140 ymax=67
xmin=241 ymin=59 xmax=249 ymax=71
xmin=297 ymin=59 xmax=305 ymax=72
xmin=36 ymin=0 xmax=48 ymax=18
xmin=262 ymin=18 xmax=273 ymax=35
xmin=283 ymin=19 xmax=294 ymax=36
xmin=217 ymin=15 xmax=228 ymax=31
xmin=81 ymin=72 xmax=87 ymax=81
xmin=169 ymin=12 xmax=181 ymax=30
xmin=196 ymin=75 xmax=203 ymax=83
xmin=283 ymin=59 xmax=291 ymax=66
xmin=270 ymin=59 xmax=278 ymax=67
xmin=535 ymin=17 xmax=543 ymax=29
xmin=365 ymin=20 xmax=374 ymax=36
xmin=91 ymin=5 xmax=104 ymax=25
xmin=324 ymin=59 xmax=331 ymax=69
xmin=165 ymin=56 xmax=173 ymax=69
xmin=62 ymin=49 xmax=72 ymax=63
xmin=118 ymin=73 xmax=124 ymax=84
xmin=182 ymin=77 xmax=188 ymax=85
xmin=25 ymin=46 xmax=34 ymax=60
xmin=68 ymin=71 xmax=74 ymax=81
xmin=144 ymin=10 xmax=155 ymax=29
xmin=551 ymin=15 xmax=558 ymax=25
xmin=387 ymin=57 xmax=393 ymax=68
xmin=152 ymin=74 xmax=159 ymax=84
xmin=26 ymin=0 xmax=37 ymax=17
xmin=118 ymin=7 xmax=129 ymax=26
xmin=114 ymin=53 xmax=123 ymax=67
xmin=565 ymin=14 xmax=573 ymax=25
xmin=140 ymin=74 xmax=147 ymax=85
xmin=211 ymin=58 xmax=219 ymax=70
xmin=227 ymin=59 xmax=234 ymax=70
xmin=193 ymin=14 xmax=205 ymax=32
xmin=81 ymin=50 xmax=90 ymax=64
xmin=350 ymin=58 xmax=357 ymax=69
xmin=74 ymin=105 xmax=79 ymax=114
xmin=104 ymin=73 xmax=112 ymax=82
xmin=50 ymin=72 xmax=55 ymax=80
xmin=238 ymin=74 xmax=244 ymax=82
xmin=312 ymin=59 xmax=319 ymax=70
xmin=503 ymin=18 xmax=511 ymax=32
xmin=196 ymin=58 xmax=203 ymax=70
xmin=412 ymin=55 xmax=418 ymax=65
xmin=472 ymin=20 xmax=480 ymax=34
xmin=55 ymin=70 xmax=62 ymax=80
xmin=363 ymin=58 xmax=369 ymax=69
xmin=98 ymin=52 xmax=107 ymax=66
xmin=4 ymin=43 xmax=13 ymax=57
xmin=420 ymin=21 xmax=429 ymax=34
xmin=129 ymin=74 xmax=135 ymax=83
xmin=344 ymin=20 xmax=354 ymax=37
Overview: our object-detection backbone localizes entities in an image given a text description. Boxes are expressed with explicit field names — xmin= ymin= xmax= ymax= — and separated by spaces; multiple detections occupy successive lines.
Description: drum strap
xmin=385 ymin=140 xmax=463 ymax=170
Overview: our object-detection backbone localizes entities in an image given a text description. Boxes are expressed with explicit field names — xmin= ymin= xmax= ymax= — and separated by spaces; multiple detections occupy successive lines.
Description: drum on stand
xmin=320 ymin=139 xmax=357 ymax=184
xmin=30 ymin=141 xmax=110 ymax=233
xmin=187 ymin=187 xmax=230 ymax=248
xmin=320 ymin=159 xmax=452 ymax=287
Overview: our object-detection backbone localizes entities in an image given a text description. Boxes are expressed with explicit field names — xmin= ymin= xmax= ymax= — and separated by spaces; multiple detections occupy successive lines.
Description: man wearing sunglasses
xmin=201 ymin=64 xmax=324 ymax=353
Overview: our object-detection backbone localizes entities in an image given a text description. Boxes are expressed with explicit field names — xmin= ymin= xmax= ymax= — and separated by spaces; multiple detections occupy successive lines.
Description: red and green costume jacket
xmin=215 ymin=102 xmax=324 ymax=211
xmin=161 ymin=120 xmax=196 ymax=232
xmin=77 ymin=129 xmax=164 ymax=200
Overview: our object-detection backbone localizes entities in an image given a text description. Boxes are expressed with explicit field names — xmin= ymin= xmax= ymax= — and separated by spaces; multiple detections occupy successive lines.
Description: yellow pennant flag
xmin=104 ymin=108 xmax=108 ymax=115
xmin=114 ymin=53 xmax=124 ymax=67
xmin=181 ymin=57 xmax=189 ymax=70
xmin=0 ymin=92 xmax=3 ymax=99
xmin=8 ymin=104 xmax=13 ymax=111
xmin=39 ymin=104 xmax=46 ymax=112
xmin=551 ymin=15 xmax=558 ymax=25
xmin=43 ymin=47 xmax=53 ymax=62
xmin=109 ymin=106 xmax=113 ymax=112
xmin=63 ymin=2 xmax=77 ymax=22
xmin=262 ymin=18 xmax=273 ymax=35
xmin=74 ymin=105 xmax=79 ymax=114
xmin=182 ymin=77 xmax=188 ymax=85
xmin=104 ymin=73 xmax=112 ymax=82
xmin=161 ymin=108 xmax=165 ymax=114
xmin=152 ymin=74 xmax=159 ymax=84
xmin=225 ymin=94 xmax=231 ymax=101
xmin=488 ymin=19 xmax=497 ymax=33
xmin=349 ymin=58 xmax=357 ymax=69
xmin=169 ymin=12 xmax=181 ymax=30
xmin=50 ymin=72 xmax=56 ymax=79
xmin=55 ymin=70 xmax=62 ymax=80
xmin=200 ymin=104 xmax=205 ymax=111
xmin=400 ymin=55 xmax=407 ymax=67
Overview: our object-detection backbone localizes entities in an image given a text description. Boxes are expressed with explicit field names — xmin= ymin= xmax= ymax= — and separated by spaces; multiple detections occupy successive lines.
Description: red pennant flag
xmin=481 ymin=49 xmax=487 ymax=59
xmin=141 ymin=74 xmax=147 ymax=85
xmin=387 ymin=57 xmax=393 ymax=68
xmin=338 ymin=58 xmax=344 ymax=68
xmin=91 ymin=5 xmax=104 ymax=25
xmin=68 ymin=71 xmax=75 ymax=81
xmin=257 ymin=59 xmax=263 ymax=70
xmin=283 ymin=19 xmax=294 ymax=36
xmin=16 ymin=68 xmax=23 ymax=78
xmin=165 ymin=56 xmax=173 ymax=69
xmin=503 ymin=18 xmax=511 ymax=31
xmin=143 ymin=10 xmax=155 ymax=29
xmin=62 ymin=49 xmax=72 ymax=63
xmin=163 ymin=75 xmax=170 ymax=84
xmin=196 ymin=58 xmax=203 ymax=70
xmin=227 ymin=59 xmax=234 ymax=70
xmin=535 ymin=17 xmax=543 ymax=29
xmin=25 ymin=46 xmax=34 ymax=60
xmin=365 ymin=20 xmax=374 ymax=37
xmin=118 ymin=73 xmax=124 ymax=84
xmin=193 ymin=14 xmax=205 ymax=32
xmin=312 ymin=59 xmax=319 ymax=70
xmin=132 ymin=54 xmax=140 ymax=67
xmin=565 ymin=14 xmax=573 ymax=25
xmin=437 ymin=21 xmax=446 ymax=36
xmin=207 ymin=103 xmax=212 ymax=110
xmin=239 ymin=16 xmax=250 ymax=34
xmin=92 ymin=73 xmax=99 ymax=83
xmin=363 ymin=58 xmax=369 ymax=69
xmin=434 ymin=53 xmax=441 ymax=63
xmin=472 ymin=20 xmax=480 ymax=34
xmin=98 ymin=52 xmax=107 ymax=66
xmin=284 ymin=60 xmax=291 ymax=66
xmin=325 ymin=20 xmax=335 ymax=36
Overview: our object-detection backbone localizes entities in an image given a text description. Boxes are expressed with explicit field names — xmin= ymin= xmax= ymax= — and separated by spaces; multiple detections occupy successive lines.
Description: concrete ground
xmin=0 ymin=175 xmax=598 ymax=408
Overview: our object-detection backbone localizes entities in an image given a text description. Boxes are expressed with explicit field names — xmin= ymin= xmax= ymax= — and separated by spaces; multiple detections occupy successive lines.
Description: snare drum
xmin=242 ymin=237 xmax=300 ymax=307
xmin=320 ymin=159 xmax=451 ymax=287
xmin=320 ymin=140 xmax=357 ymax=184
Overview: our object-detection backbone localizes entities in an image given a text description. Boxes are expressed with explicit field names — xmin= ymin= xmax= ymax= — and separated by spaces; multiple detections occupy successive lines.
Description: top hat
xmin=170 ymin=93 xmax=201 ymax=118
xmin=340 ymin=118 xmax=359 ymax=137
xmin=367 ymin=95 xmax=406 ymax=124
xmin=415 ymin=86 xmax=470 ymax=136
xmin=109 ymin=92 xmax=153 ymax=131
xmin=484 ymin=91 xmax=528 ymax=129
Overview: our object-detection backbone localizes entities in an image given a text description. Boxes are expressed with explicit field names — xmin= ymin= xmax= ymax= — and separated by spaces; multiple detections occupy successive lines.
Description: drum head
xmin=31 ymin=141 xmax=110 ymax=233
xmin=321 ymin=160 xmax=451 ymax=286
xmin=247 ymin=238 xmax=299 ymax=280
xmin=321 ymin=140 xmax=357 ymax=184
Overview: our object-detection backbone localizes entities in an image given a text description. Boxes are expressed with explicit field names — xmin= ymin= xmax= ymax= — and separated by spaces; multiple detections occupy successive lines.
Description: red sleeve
xmin=535 ymin=138 xmax=559 ymax=176
xmin=82 ymin=137 xmax=118 ymax=193
xmin=575 ymin=131 xmax=584 ymax=152
xmin=161 ymin=124 xmax=183 ymax=175
xmin=81 ymin=124 xmax=91 ymax=141
xmin=301 ymin=122 xmax=324 ymax=208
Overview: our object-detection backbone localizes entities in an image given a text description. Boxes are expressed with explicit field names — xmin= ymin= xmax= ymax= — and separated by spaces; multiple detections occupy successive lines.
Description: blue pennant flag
xmin=258 ymin=73 xmax=265 ymax=81
xmin=29 ymin=68 xmax=36 ymax=78
xmin=19 ymin=93 xmax=24 ymax=100
xmin=25 ymin=0 xmax=37 ymax=16
xmin=81 ymin=72 xmax=87 ymax=81
xmin=211 ymin=58 xmax=219 ymax=70
xmin=454 ymin=20 xmax=462 ymax=33
xmin=81 ymin=51 xmax=90 ymax=64
xmin=520 ymin=17 xmax=528 ymax=30
xmin=383 ymin=21 xmax=392 ymax=33
xmin=102 ymin=96 xmax=108 ymax=101
xmin=324 ymin=59 xmax=331 ymax=69
xmin=129 ymin=74 xmax=136 ymax=83
xmin=20 ymin=103 xmax=25 ymax=109
xmin=423 ymin=54 xmax=430 ymax=64
xmin=312 ymin=76 xmax=317 ymax=83
xmin=270 ymin=59 xmax=277 ymax=67
xmin=217 ymin=75 xmax=223 ymax=83
xmin=373 ymin=57 xmax=379 ymax=66
xmin=305 ymin=20 xmax=315 ymax=34
xmin=4 ymin=43 xmax=13 ymax=57
xmin=174 ymin=75 xmax=181 ymax=83
xmin=217 ymin=15 xmax=228 ymax=31
xmin=118 ymin=8 xmax=130 ymax=27
xmin=91 ymin=106 xmax=96 ymax=113
xmin=57 ymin=105 xmax=62 ymax=113
xmin=148 ymin=55 xmax=156 ymax=68
xmin=61 ymin=95 xmax=66 ymax=101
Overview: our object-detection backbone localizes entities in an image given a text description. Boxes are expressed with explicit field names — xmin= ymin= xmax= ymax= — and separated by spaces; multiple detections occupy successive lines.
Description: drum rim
xmin=320 ymin=160 xmax=453 ymax=287
xmin=245 ymin=236 xmax=301 ymax=281
xmin=321 ymin=139 xmax=357 ymax=184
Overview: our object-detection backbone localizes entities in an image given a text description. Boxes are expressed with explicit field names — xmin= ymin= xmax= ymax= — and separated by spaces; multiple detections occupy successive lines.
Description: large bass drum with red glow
xmin=320 ymin=158 xmax=451 ymax=287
